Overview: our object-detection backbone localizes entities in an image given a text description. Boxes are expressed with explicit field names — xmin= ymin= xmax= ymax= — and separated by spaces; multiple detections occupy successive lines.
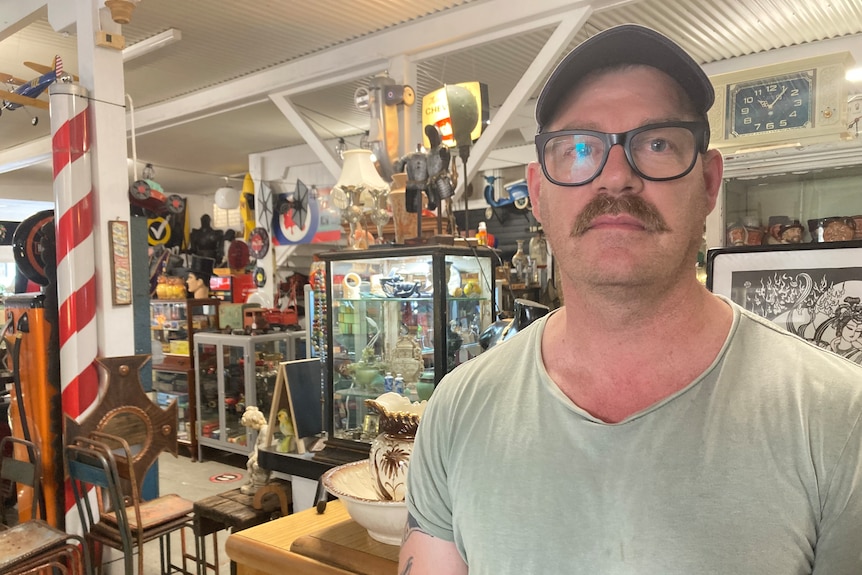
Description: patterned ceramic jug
xmin=364 ymin=393 xmax=426 ymax=501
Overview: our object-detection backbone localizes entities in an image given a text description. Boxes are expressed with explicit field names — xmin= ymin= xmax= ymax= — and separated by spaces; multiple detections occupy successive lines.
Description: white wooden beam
xmin=0 ymin=139 xmax=51 ymax=173
xmin=0 ymin=0 xmax=45 ymax=41
xmin=130 ymin=0 xmax=626 ymax=133
xmin=268 ymin=94 xmax=342 ymax=180
xmin=460 ymin=6 xmax=592 ymax=196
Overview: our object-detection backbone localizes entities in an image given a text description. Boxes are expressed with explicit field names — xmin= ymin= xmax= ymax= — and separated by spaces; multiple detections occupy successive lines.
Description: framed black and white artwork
xmin=707 ymin=241 xmax=862 ymax=365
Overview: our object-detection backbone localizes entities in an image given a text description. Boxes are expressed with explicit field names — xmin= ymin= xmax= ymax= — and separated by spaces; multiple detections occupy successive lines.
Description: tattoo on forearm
xmin=399 ymin=557 xmax=413 ymax=575
xmin=402 ymin=512 xmax=423 ymax=544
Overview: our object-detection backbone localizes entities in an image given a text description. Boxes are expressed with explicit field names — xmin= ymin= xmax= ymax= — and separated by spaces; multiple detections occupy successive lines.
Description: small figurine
xmin=276 ymin=408 xmax=295 ymax=453
xmin=239 ymin=406 xmax=271 ymax=495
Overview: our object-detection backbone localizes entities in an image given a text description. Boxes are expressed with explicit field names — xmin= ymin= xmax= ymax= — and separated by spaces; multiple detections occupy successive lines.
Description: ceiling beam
xmin=268 ymin=94 xmax=342 ymax=180
xmin=0 ymin=0 xmax=45 ymax=41
xmin=0 ymin=138 xmax=51 ymax=174
xmin=459 ymin=6 xmax=593 ymax=198
xmin=0 ymin=0 xmax=635 ymax=175
xmin=128 ymin=0 xmax=633 ymax=134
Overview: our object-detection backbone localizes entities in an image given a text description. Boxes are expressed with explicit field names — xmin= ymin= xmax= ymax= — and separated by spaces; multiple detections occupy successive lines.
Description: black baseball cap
xmin=535 ymin=24 xmax=714 ymax=132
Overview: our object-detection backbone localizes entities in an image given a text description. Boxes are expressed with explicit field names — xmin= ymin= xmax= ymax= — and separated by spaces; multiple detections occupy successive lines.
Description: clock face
xmin=729 ymin=71 xmax=814 ymax=137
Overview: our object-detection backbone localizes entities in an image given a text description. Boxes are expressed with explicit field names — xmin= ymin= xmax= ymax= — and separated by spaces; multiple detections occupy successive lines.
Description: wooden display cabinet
xmin=150 ymin=298 xmax=220 ymax=460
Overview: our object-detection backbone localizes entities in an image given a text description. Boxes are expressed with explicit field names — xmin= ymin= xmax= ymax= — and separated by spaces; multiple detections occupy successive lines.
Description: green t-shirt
xmin=407 ymin=300 xmax=862 ymax=574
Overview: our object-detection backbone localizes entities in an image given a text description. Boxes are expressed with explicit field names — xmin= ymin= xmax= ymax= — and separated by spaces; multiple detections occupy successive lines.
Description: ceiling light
xmin=847 ymin=67 xmax=862 ymax=83
xmin=215 ymin=178 xmax=240 ymax=210
xmin=123 ymin=28 xmax=182 ymax=63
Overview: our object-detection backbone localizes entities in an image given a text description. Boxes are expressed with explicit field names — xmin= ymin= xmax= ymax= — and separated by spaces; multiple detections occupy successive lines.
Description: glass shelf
xmin=722 ymin=163 xmax=862 ymax=246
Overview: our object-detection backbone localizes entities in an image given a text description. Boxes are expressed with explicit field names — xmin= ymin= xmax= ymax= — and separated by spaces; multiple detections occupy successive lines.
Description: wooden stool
xmin=192 ymin=481 xmax=291 ymax=575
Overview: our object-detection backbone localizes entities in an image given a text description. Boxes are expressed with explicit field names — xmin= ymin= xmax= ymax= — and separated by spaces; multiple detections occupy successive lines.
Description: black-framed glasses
xmin=535 ymin=121 xmax=709 ymax=187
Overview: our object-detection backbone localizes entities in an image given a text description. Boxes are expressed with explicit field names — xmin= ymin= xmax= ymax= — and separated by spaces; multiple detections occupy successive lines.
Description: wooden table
xmin=225 ymin=501 xmax=399 ymax=575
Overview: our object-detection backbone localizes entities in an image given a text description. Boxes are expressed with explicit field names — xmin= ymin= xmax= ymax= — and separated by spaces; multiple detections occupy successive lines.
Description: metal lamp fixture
xmin=332 ymin=149 xmax=390 ymax=247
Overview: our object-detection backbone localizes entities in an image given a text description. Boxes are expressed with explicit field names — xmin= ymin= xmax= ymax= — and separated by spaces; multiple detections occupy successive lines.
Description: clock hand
xmin=767 ymin=86 xmax=787 ymax=110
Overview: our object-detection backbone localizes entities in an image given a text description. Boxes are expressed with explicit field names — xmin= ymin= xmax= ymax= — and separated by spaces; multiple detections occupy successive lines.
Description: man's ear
xmin=526 ymin=161 xmax=544 ymax=224
xmin=701 ymin=149 xmax=724 ymax=213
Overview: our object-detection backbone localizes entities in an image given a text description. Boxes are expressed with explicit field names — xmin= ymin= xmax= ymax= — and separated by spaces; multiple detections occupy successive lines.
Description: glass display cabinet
xmin=315 ymin=245 xmax=496 ymax=461
xmin=714 ymin=152 xmax=862 ymax=248
xmin=150 ymin=298 xmax=220 ymax=458
xmin=194 ymin=332 xmax=294 ymax=459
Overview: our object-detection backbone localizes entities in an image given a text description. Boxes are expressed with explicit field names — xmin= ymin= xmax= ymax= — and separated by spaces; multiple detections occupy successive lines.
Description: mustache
xmin=571 ymin=193 xmax=670 ymax=236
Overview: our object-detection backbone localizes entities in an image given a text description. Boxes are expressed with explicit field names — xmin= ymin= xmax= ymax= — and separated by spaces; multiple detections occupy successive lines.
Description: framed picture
xmin=706 ymin=240 xmax=862 ymax=365
xmin=108 ymin=220 xmax=132 ymax=305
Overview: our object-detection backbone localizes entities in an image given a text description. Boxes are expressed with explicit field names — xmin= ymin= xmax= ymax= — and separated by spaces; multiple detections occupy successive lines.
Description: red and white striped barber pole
xmin=50 ymin=82 xmax=100 ymax=527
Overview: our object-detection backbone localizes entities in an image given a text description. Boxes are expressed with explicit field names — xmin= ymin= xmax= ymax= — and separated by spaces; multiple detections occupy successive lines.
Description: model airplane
xmin=0 ymin=55 xmax=76 ymax=125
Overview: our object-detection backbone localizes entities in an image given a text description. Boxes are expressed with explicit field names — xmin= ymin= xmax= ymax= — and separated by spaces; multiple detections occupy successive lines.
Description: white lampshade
xmin=334 ymin=149 xmax=389 ymax=194
xmin=215 ymin=186 xmax=240 ymax=209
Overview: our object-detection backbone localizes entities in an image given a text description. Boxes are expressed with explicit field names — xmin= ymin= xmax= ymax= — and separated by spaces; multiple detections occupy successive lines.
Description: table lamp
xmin=331 ymin=149 xmax=391 ymax=247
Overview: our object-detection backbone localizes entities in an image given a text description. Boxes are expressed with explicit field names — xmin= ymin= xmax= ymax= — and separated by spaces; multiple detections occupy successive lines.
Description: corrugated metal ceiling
xmin=1 ymin=0 xmax=860 ymax=195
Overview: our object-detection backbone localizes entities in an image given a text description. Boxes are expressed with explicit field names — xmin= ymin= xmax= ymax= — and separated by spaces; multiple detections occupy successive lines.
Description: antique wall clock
xmin=709 ymin=52 xmax=853 ymax=151
xmin=728 ymin=71 xmax=813 ymax=136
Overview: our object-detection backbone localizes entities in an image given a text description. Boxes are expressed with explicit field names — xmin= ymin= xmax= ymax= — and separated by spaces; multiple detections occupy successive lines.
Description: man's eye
xmin=574 ymin=142 xmax=592 ymax=158
xmin=648 ymin=138 xmax=669 ymax=152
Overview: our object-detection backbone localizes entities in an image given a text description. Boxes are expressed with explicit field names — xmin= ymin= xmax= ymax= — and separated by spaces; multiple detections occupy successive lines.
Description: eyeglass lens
xmin=541 ymin=125 xmax=699 ymax=185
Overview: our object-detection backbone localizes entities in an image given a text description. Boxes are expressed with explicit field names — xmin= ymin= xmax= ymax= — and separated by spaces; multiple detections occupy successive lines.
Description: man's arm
xmin=398 ymin=512 xmax=467 ymax=575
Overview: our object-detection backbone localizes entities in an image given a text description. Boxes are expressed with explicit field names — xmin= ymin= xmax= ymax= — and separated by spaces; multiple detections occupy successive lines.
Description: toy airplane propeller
xmin=0 ymin=55 xmax=77 ymax=125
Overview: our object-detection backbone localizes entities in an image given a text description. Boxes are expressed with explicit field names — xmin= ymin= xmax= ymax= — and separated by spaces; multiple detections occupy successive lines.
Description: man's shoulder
xmin=731 ymin=303 xmax=862 ymax=381
xmin=432 ymin=317 xmax=545 ymax=399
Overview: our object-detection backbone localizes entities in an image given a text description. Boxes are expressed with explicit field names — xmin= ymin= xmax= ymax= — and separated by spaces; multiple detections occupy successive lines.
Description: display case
xmin=194 ymin=332 xmax=295 ymax=458
xmin=150 ymin=298 xmax=220 ymax=458
xmin=715 ymin=150 xmax=862 ymax=248
xmin=315 ymin=245 xmax=496 ymax=459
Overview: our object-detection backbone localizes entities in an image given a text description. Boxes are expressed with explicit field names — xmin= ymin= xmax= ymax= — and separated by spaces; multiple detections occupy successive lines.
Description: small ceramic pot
xmin=852 ymin=215 xmax=862 ymax=240
xmin=726 ymin=223 xmax=747 ymax=246
xmin=808 ymin=217 xmax=856 ymax=243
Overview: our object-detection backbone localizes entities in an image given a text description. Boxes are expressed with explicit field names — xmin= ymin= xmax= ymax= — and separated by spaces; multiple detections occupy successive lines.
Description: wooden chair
xmin=66 ymin=436 xmax=195 ymax=575
xmin=0 ymin=435 xmax=89 ymax=575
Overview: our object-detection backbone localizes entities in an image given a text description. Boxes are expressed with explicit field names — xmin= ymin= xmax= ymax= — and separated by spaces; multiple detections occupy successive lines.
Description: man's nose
xmin=595 ymin=144 xmax=639 ymax=191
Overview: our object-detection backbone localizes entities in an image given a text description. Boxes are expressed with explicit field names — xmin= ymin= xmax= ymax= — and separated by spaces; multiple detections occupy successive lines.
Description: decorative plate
xmin=249 ymin=227 xmax=270 ymax=259
xmin=253 ymin=266 xmax=267 ymax=288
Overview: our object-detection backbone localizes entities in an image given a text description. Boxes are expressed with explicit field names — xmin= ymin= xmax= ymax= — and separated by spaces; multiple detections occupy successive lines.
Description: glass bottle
xmin=529 ymin=232 xmax=548 ymax=268
xmin=511 ymin=239 xmax=529 ymax=284
xmin=476 ymin=222 xmax=488 ymax=246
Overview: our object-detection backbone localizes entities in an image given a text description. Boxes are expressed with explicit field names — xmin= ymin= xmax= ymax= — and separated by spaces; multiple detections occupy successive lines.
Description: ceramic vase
xmin=364 ymin=393 xmax=424 ymax=501
xmin=369 ymin=431 xmax=414 ymax=501
xmin=389 ymin=173 xmax=414 ymax=244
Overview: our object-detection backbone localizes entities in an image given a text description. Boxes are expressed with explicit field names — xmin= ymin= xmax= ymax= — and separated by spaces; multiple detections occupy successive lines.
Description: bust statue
xmin=186 ymin=255 xmax=215 ymax=299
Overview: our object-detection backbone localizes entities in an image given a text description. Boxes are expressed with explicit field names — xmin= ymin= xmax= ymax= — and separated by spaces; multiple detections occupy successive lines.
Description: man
xmin=401 ymin=25 xmax=862 ymax=574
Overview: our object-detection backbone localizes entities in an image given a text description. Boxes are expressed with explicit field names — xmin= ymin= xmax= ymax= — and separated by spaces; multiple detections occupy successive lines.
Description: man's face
xmin=527 ymin=66 xmax=723 ymax=292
